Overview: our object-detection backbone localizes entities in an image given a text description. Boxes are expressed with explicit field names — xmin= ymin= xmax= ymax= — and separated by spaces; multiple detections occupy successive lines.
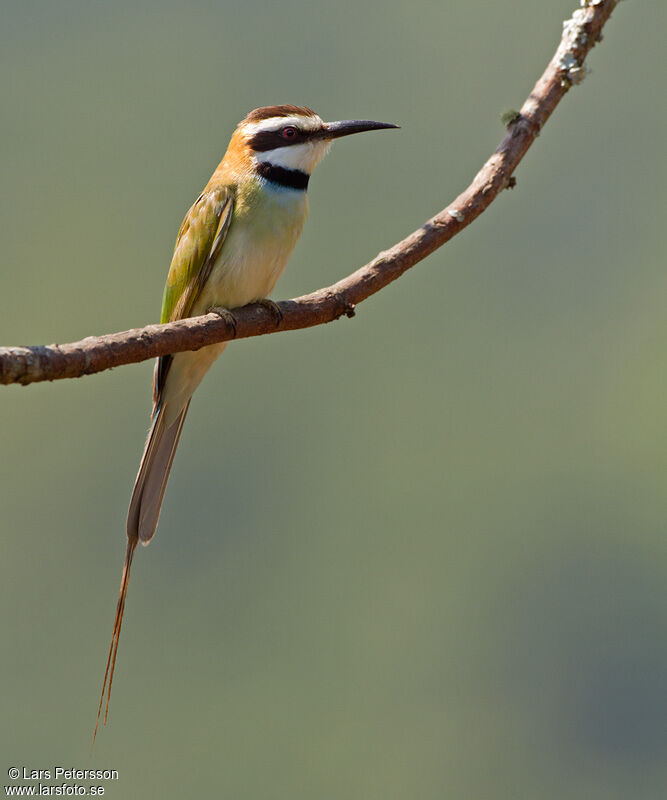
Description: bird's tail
xmin=92 ymin=536 xmax=137 ymax=750
xmin=92 ymin=401 xmax=189 ymax=749
xmin=127 ymin=400 xmax=190 ymax=546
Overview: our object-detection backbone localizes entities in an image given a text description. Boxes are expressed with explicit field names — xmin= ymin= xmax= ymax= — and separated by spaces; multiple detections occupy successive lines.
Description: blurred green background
xmin=2 ymin=1 xmax=666 ymax=797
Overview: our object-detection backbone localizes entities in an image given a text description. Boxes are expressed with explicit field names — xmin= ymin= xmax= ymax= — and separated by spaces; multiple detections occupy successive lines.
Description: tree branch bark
xmin=0 ymin=1 xmax=621 ymax=386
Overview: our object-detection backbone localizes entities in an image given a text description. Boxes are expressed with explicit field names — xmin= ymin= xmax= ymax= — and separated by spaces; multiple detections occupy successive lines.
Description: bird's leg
xmin=254 ymin=298 xmax=283 ymax=328
xmin=207 ymin=306 xmax=238 ymax=337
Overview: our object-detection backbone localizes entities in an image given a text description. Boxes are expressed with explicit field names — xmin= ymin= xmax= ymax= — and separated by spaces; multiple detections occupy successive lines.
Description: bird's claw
xmin=255 ymin=298 xmax=283 ymax=328
xmin=207 ymin=306 xmax=238 ymax=337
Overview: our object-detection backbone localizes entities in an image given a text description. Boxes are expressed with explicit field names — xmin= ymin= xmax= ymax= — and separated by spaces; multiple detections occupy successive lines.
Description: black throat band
xmin=256 ymin=162 xmax=309 ymax=191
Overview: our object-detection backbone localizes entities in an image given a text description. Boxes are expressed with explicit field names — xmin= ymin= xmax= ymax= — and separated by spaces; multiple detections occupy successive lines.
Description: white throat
xmin=253 ymin=140 xmax=332 ymax=174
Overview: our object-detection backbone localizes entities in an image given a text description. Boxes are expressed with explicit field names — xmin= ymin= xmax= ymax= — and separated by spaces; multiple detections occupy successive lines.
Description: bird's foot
xmin=207 ymin=306 xmax=238 ymax=337
xmin=255 ymin=298 xmax=283 ymax=328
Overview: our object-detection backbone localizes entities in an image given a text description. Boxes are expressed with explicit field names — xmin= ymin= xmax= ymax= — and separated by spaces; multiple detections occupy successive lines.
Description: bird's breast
xmin=193 ymin=183 xmax=308 ymax=314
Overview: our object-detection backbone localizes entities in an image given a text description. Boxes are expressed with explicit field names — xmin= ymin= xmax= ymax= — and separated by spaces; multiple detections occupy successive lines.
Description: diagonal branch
xmin=0 ymin=1 xmax=621 ymax=386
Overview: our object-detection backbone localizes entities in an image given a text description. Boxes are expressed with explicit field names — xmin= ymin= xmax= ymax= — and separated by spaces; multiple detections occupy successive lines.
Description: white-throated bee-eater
xmin=93 ymin=105 xmax=398 ymax=742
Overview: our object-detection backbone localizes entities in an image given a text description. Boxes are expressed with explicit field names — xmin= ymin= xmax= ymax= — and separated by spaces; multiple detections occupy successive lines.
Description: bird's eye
xmin=281 ymin=126 xmax=297 ymax=139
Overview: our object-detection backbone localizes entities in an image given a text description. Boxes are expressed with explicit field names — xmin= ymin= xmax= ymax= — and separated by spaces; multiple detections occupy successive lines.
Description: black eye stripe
xmin=248 ymin=128 xmax=309 ymax=152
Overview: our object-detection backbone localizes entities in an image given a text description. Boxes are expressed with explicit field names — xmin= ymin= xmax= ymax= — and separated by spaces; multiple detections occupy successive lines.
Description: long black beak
xmin=320 ymin=119 xmax=399 ymax=140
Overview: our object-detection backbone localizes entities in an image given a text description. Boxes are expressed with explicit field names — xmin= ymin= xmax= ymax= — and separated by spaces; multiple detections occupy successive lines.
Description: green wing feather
xmin=160 ymin=186 xmax=235 ymax=324
xmin=155 ymin=186 xmax=235 ymax=400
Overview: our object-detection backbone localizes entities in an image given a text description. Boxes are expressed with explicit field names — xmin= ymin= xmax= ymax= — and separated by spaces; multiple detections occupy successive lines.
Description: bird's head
xmin=228 ymin=105 xmax=398 ymax=186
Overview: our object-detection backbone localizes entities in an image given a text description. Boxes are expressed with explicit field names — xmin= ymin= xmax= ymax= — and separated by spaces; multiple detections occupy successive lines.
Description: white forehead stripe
xmin=242 ymin=114 xmax=323 ymax=136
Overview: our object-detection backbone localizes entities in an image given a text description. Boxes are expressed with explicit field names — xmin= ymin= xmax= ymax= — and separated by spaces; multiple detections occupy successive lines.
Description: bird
xmin=93 ymin=105 xmax=398 ymax=742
